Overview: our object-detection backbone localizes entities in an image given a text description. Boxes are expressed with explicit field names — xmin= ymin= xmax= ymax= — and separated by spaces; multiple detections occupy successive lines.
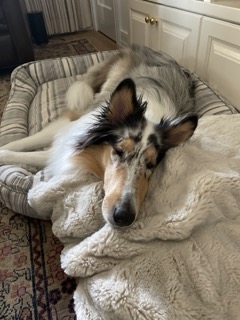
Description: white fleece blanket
xmin=28 ymin=114 xmax=240 ymax=320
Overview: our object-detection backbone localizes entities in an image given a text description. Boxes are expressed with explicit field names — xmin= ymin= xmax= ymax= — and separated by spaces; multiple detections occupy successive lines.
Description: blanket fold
xmin=28 ymin=115 xmax=240 ymax=320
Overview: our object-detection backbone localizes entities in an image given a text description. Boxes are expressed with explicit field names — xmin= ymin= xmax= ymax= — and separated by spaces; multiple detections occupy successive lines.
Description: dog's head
xmin=75 ymin=78 xmax=198 ymax=227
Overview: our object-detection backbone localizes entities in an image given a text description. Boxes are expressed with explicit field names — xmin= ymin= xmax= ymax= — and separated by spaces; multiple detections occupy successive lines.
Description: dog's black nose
xmin=113 ymin=205 xmax=135 ymax=227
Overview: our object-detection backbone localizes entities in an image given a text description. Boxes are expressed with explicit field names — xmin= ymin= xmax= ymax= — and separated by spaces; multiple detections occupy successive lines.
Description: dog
xmin=0 ymin=45 xmax=198 ymax=227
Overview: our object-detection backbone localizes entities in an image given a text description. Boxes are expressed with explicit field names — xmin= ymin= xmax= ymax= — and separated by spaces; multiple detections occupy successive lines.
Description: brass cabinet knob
xmin=150 ymin=17 xmax=158 ymax=25
xmin=145 ymin=16 xmax=150 ymax=23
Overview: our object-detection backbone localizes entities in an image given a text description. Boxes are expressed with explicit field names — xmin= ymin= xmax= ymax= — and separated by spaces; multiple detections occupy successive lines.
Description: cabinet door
xmin=156 ymin=6 xmax=202 ymax=72
xmin=129 ymin=0 xmax=159 ymax=49
xmin=196 ymin=18 xmax=240 ymax=109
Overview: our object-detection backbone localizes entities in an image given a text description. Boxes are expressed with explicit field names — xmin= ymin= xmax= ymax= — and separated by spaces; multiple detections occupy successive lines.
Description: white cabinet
xmin=196 ymin=18 xmax=240 ymax=108
xmin=129 ymin=1 xmax=159 ymax=49
xmin=154 ymin=7 xmax=201 ymax=72
xmin=129 ymin=0 xmax=240 ymax=109
xmin=129 ymin=0 xmax=202 ymax=72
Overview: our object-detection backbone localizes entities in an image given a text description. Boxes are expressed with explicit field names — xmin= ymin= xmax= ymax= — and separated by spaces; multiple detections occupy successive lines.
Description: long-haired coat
xmin=0 ymin=45 xmax=198 ymax=227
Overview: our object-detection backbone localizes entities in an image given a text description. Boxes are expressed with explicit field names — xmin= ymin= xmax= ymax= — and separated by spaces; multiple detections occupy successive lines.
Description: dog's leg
xmin=0 ymin=117 xmax=69 ymax=152
xmin=93 ymin=59 xmax=131 ymax=105
xmin=0 ymin=150 xmax=49 ymax=167
xmin=66 ymin=57 xmax=130 ymax=114
xmin=0 ymin=80 xmax=95 ymax=153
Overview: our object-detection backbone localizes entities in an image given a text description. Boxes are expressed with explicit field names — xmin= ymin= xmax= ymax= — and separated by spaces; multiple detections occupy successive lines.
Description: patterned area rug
xmin=34 ymin=38 xmax=97 ymax=60
xmin=0 ymin=37 xmax=97 ymax=320
xmin=0 ymin=71 xmax=11 ymax=120
xmin=0 ymin=204 xmax=77 ymax=319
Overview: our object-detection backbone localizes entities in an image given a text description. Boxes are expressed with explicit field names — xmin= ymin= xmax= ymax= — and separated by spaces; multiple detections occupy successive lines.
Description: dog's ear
xmin=107 ymin=78 xmax=140 ymax=123
xmin=159 ymin=114 xmax=198 ymax=148
xmin=75 ymin=78 xmax=146 ymax=150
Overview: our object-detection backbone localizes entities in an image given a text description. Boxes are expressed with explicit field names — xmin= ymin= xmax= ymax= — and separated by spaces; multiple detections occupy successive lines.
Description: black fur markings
xmin=107 ymin=78 xmax=147 ymax=127
xmin=148 ymin=133 xmax=160 ymax=149
xmin=147 ymin=133 xmax=166 ymax=165
xmin=75 ymin=78 xmax=148 ymax=150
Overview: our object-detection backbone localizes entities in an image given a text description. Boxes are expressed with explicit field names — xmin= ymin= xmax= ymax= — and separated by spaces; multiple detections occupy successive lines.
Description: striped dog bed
xmin=0 ymin=51 xmax=238 ymax=218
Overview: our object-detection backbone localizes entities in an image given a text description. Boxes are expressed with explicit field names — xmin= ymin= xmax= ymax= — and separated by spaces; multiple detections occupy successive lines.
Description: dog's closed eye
xmin=112 ymin=148 xmax=124 ymax=158
xmin=146 ymin=162 xmax=154 ymax=170
xmin=115 ymin=149 xmax=124 ymax=158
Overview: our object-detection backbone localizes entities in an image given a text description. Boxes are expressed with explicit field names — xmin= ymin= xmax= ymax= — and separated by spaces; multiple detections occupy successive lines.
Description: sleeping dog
xmin=0 ymin=45 xmax=198 ymax=227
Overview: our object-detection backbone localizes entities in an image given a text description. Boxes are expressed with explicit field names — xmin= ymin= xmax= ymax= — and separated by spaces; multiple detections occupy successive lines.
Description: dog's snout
xmin=113 ymin=202 xmax=135 ymax=227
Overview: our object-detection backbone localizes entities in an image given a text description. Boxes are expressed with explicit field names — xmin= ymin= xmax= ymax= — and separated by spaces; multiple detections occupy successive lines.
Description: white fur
xmin=66 ymin=81 xmax=94 ymax=116
xmin=47 ymin=108 xmax=102 ymax=177
xmin=0 ymin=150 xmax=49 ymax=167
xmin=0 ymin=117 xmax=69 ymax=153
xmin=0 ymin=117 xmax=70 ymax=167
xmin=142 ymin=93 xmax=176 ymax=124
xmin=0 ymin=81 xmax=96 ymax=167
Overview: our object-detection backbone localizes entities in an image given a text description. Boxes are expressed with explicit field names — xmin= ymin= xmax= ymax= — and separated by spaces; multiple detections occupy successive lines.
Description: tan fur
xmin=85 ymin=52 xmax=131 ymax=95
xmin=72 ymin=144 xmax=111 ymax=180
xmin=63 ymin=110 xmax=79 ymax=121
xmin=102 ymin=163 xmax=127 ymax=215
xmin=100 ymin=55 xmax=131 ymax=94
xmin=108 ymin=87 xmax=135 ymax=123
xmin=72 ymin=140 xmax=159 ymax=221
xmin=164 ymin=120 xmax=196 ymax=147
xmin=73 ymin=143 xmax=132 ymax=218
xmin=117 ymin=138 xmax=135 ymax=153
xmin=145 ymin=146 xmax=158 ymax=166
xmin=92 ymin=56 xmax=132 ymax=109
xmin=84 ymin=58 xmax=118 ymax=94
xmin=135 ymin=173 xmax=149 ymax=212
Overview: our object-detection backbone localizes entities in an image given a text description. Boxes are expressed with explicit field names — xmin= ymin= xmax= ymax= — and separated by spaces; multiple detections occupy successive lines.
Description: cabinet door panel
xmin=160 ymin=21 xmax=191 ymax=65
xmin=157 ymin=7 xmax=201 ymax=71
xmin=130 ymin=11 xmax=148 ymax=46
xmin=196 ymin=18 xmax=240 ymax=109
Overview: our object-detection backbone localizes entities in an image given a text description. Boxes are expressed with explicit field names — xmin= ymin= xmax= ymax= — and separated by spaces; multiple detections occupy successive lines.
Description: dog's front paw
xmin=0 ymin=150 xmax=14 ymax=165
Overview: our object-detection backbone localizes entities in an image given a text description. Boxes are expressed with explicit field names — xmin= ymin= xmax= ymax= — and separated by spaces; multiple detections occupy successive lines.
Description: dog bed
xmin=0 ymin=51 xmax=238 ymax=218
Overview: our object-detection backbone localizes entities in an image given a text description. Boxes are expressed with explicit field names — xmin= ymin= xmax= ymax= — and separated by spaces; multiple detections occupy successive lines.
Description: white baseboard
xmin=119 ymin=30 xmax=129 ymax=46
